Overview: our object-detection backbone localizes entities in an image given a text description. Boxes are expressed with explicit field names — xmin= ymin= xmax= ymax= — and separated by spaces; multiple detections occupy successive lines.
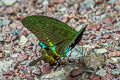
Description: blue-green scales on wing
xmin=22 ymin=15 xmax=86 ymax=69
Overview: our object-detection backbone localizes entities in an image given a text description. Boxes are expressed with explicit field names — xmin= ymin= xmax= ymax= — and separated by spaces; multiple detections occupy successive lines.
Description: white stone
xmin=94 ymin=48 xmax=108 ymax=54
xmin=59 ymin=8 xmax=67 ymax=12
xmin=0 ymin=60 xmax=13 ymax=73
xmin=11 ymin=53 xmax=18 ymax=57
xmin=19 ymin=35 xmax=28 ymax=46
xmin=2 ymin=0 xmax=16 ymax=6
xmin=42 ymin=0 xmax=48 ymax=6
xmin=75 ymin=24 xmax=87 ymax=32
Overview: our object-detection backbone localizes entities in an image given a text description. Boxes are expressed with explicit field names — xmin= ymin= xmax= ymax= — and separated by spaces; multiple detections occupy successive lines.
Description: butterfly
xmin=22 ymin=15 xmax=86 ymax=70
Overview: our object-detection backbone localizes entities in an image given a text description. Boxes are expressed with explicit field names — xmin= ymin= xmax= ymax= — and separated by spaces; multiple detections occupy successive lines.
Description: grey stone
xmin=0 ymin=0 xmax=3 ymax=6
xmin=115 ymin=5 xmax=120 ymax=11
xmin=111 ymin=69 xmax=120 ymax=75
xmin=96 ymin=69 xmax=106 ymax=77
xmin=59 ymin=7 xmax=67 ymax=12
xmin=94 ymin=48 xmax=108 ymax=54
xmin=2 ymin=19 xmax=11 ymax=26
xmin=41 ymin=66 xmax=73 ymax=80
xmin=4 ymin=50 xmax=12 ymax=55
xmin=0 ymin=36 xmax=4 ymax=41
xmin=80 ymin=0 xmax=95 ymax=9
xmin=32 ymin=67 xmax=41 ymax=75
xmin=27 ymin=33 xmax=35 ymax=41
xmin=67 ymin=45 xmax=85 ymax=60
xmin=108 ymin=0 xmax=117 ymax=4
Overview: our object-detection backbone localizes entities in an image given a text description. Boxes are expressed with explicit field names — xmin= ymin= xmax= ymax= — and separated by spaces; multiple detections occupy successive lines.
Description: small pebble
xmin=0 ymin=53 xmax=4 ymax=58
xmin=40 ymin=63 xmax=52 ymax=74
xmin=17 ymin=26 xmax=23 ymax=30
xmin=62 ymin=17 xmax=68 ymax=23
xmin=89 ymin=34 xmax=96 ymax=39
xmin=83 ymin=0 xmax=95 ymax=9
xmin=96 ymin=0 xmax=103 ymax=4
xmin=48 ymin=2 xmax=54 ymax=7
xmin=53 ymin=0 xmax=64 ymax=4
xmin=8 ymin=8 xmax=15 ymax=14
xmin=2 ymin=19 xmax=11 ymax=26
xmin=101 ymin=39 xmax=106 ymax=43
xmin=42 ymin=0 xmax=49 ymax=6
xmin=2 ymin=0 xmax=16 ymax=6
xmin=10 ymin=23 xmax=17 ymax=29
xmin=11 ymin=53 xmax=18 ymax=58
xmin=4 ymin=50 xmax=12 ymax=56
xmin=59 ymin=7 xmax=67 ymax=12
xmin=102 ymin=17 xmax=116 ymax=24
xmin=0 ymin=36 xmax=4 ymax=41
xmin=115 ymin=5 xmax=120 ymax=11
xmin=89 ymin=74 xmax=102 ymax=80
xmin=94 ymin=48 xmax=108 ymax=54
xmin=108 ymin=0 xmax=117 ymax=4
xmin=22 ymin=31 xmax=28 ymax=36
xmin=19 ymin=35 xmax=28 ymax=46
xmin=87 ymin=24 xmax=101 ymax=31
xmin=70 ymin=69 xmax=82 ymax=77
xmin=32 ymin=68 xmax=41 ymax=75
xmin=68 ymin=2 xmax=75 ymax=7
xmin=5 ymin=39 xmax=11 ymax=43
xmin=17 ymin=53 xmax=28 ymax=61
xmin=11 ymin=35 xmax=18 ymax=41
xmin=102 ymin=34 xmax=110 ymax=39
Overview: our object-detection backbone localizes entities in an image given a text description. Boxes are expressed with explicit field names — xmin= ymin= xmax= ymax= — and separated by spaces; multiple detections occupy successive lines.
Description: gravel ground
xmin=0 ymin=0 xmax=120 ymax=80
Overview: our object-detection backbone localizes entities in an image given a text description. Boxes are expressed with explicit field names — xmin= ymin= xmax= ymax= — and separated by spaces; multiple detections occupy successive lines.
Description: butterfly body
xmin=22 ymin=15 xmax=86 ymax=67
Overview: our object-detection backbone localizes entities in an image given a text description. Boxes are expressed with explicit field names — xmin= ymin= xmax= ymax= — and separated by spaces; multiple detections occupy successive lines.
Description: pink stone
xmin=87 ymin=24 xmax=101 ymax=31
xmin=0 ymin=53 xmax=4 ymax=58
xmin=53 ymin=0 xmax=64 ymax=4
xmin=101 ymin=39 xmax=106 ymax=43
xmin=96 ymin=0 xmax=103 ymax=4
xmin=102 ymin=17 xmax=116 ymax=24
xmin=22 ymin=31 xmax=28 ymax=36
xmin=17 ymin=53 xmax=28 ymax=61
xmin=40 ymin=63 xmax=52 ymax=74
xmin=89 ymin=34 xmax=96 ymax=39
xmin=102 ymin=34 xmax=110 ymax=39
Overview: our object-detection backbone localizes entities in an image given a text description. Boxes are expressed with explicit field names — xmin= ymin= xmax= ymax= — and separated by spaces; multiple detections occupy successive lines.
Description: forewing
xmin=22 ymin=16 xmax=77 ymax=47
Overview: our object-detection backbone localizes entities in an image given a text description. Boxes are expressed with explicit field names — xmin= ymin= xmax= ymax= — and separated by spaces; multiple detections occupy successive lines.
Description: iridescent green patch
xmin=22 ymin=15 xmax=86 ymax=68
